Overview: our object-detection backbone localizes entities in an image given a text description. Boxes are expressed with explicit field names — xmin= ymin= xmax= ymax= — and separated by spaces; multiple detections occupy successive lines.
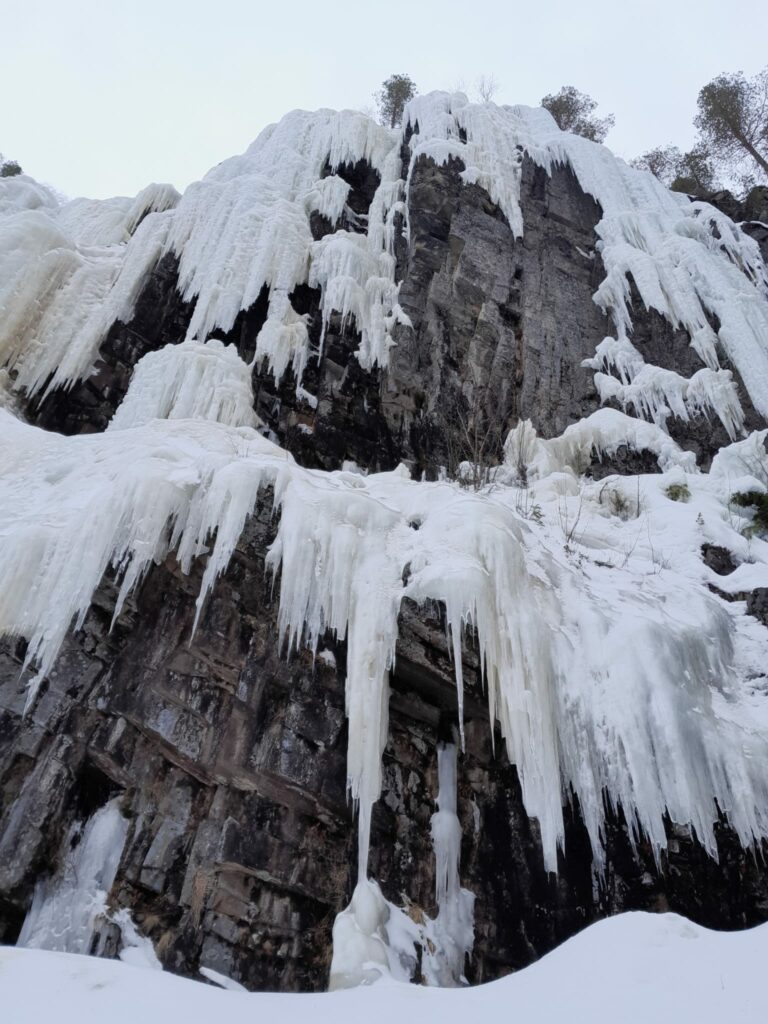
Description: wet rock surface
xmin=2 ymin=149 xmax=768 ymax=990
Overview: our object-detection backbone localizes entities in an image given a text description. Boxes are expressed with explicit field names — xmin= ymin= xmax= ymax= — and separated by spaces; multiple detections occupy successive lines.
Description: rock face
xmin=2 ymin=146 xmax=768 ymax=991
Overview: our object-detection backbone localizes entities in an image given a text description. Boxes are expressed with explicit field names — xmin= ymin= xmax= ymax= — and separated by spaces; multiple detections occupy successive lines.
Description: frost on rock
xmin=17 ymin=799 xmax=128 ymax=955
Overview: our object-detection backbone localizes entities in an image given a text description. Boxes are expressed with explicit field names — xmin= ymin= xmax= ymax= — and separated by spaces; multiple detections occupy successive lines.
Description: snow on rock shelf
xmin=3 ymin=912 xmax=768 ymax=1024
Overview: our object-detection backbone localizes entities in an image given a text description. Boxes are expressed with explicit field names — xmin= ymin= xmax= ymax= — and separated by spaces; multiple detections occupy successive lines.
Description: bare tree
xmin=630 ymin=145 xmax=683 ymax=186
xmin=439 ymin=368 xmax=512 ymax=490
xmin=476 ymin=74 xmax=499 ymax=103
xmin=541 ymin=86 xmax=615 ymax=143
xmin=670 ymin=144 xmax=718 ymax=195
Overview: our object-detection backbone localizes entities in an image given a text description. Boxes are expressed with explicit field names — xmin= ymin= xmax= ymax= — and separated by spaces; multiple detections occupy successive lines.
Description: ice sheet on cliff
xmin=2 ymin=91 xmax=768 ymax=990
xmin=0 ymin=339 xmax=767 ymax=884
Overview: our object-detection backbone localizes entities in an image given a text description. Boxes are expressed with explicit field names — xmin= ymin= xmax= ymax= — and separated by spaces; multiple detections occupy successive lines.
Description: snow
xmin=503 ymin=409 xmax=698 ymax=478
xmin=3 ymin=912 xmax=768 ymax=1022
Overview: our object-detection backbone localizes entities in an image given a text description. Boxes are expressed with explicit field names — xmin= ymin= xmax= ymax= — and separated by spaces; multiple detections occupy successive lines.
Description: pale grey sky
xmin=3 ymin=0 xmax=766 ymax=200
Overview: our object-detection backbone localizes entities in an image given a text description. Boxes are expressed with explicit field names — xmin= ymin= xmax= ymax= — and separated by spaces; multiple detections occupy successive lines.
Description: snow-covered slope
xmin=3 ymin=912 xmax=768 ymax=1024
xmin=1 ymin=91 xmax=768 ymax=989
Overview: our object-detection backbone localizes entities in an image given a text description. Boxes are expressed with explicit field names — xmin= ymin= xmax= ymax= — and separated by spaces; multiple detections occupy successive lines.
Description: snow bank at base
xmin=3 ymin=912 xmax=767 ymax=1023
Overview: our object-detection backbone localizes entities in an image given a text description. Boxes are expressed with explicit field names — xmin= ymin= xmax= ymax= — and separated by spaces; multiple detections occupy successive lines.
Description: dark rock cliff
xmin=2 ymin=149 xmax=768 ymax=991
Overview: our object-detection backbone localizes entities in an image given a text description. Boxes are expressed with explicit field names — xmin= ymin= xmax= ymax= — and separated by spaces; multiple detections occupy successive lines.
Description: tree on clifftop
xmin=0 ymin=155 xmax=22 ymax=177
xmin=376 ymin=74 xmax=417 ymax=129
xmin=695 ymin=68 xmax=768 ymax=184
xmin=541 ymin=86 xmax=615 ymax=143
xmin=630 ymin=143 xmax=717 ymax=196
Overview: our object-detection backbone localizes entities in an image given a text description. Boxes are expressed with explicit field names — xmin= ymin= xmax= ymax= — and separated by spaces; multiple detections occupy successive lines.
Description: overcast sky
xmin=3 ymin=0 xmax=766 ymax=200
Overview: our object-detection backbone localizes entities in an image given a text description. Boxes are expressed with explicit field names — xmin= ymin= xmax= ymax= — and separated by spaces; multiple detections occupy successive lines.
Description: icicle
xmin=109 ymin=338 xmax=258 ymax=431
xmin=585 ymin=336 xmax=745 ymax=440
xmin=429 ymin=742 xmax=475 ymax=984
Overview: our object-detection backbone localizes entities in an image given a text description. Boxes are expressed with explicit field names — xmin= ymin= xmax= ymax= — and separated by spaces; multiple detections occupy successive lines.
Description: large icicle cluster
xmin=4 ymin=92 xmax=768 ymax=420
xmin=2 ymin=336 xmax=768 ymax=875
xmin=402 ymin=92 xmax=768 ymax=419
xmin=166 ymin=109 xmax=410 ymax=377
xmin=0 ymin=175 xmax=178 ymax=398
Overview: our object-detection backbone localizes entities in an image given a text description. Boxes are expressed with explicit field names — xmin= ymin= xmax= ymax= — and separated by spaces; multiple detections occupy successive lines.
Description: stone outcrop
xmin=2 ymin=145 xmax=768 ymax=991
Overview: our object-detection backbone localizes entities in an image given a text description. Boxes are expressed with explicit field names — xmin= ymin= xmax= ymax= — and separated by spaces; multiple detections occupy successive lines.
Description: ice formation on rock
xmin=585 ymin=336 xmax=745 ymax=439
xmin=2 ymin=342 xmax=768 ymax=875
xmin=330 ymin=741 xmax=474 ymax=989
xmin=3 ymin=93 xmax=768 ymax=417
xmin=2 ymin=91 xmax=768 ymax=990
xmin=109 ymin=338 xmax=258 ymax=431
xmin=17 ymin=799 xmax=128 ymax=955
xmin=429 ymin=743 xmax=475 ymax=983
xmin=403 ymin=94 xmax=768 ymax=418
xmin=503 ymin=409 xmax=698 ymax=479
